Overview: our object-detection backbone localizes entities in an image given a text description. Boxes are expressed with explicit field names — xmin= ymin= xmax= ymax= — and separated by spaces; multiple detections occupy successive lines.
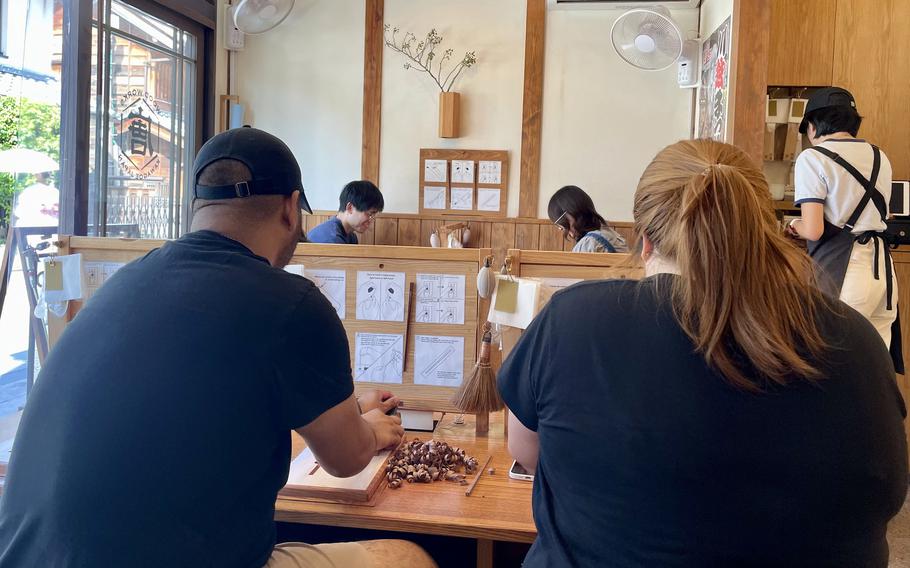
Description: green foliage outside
xmin=0 ymin=95 xmax=61 ymax=242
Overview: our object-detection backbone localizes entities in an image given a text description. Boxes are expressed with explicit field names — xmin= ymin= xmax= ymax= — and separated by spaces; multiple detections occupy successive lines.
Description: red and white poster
xmin=697 ymin=16 xmax=732 ymax=141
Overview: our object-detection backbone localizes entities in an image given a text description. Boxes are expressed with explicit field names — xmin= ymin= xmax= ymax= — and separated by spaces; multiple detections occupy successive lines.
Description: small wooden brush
xmin=452 ymin=322 xmax=504 ymax=413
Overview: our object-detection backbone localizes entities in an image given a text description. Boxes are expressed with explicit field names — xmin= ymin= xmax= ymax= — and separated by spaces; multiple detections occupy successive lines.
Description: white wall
xmin=380 ymin=0 xmax=526 ymax=215
xmin=233 ymin=0 xmax=365 ymax=212
xmin=538 ymin=8 xmax=698 ymax=220
xmin=224 ymin=1 xmax=701 ymax=221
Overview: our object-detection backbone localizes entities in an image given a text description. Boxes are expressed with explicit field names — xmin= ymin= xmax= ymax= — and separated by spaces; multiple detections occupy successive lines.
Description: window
xmin=89 ymin=0 xmax=202 ymax=239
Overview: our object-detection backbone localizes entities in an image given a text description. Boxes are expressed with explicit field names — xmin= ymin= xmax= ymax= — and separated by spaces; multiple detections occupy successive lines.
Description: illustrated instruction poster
xmin=354 ymin=333 xmax=404 ymax=384
xmin=415 ymin=273 xmax=465 ymax=325
xmin=451 ymin=160 xmax=474 ymax=184
xmin=424 ymin=186 xmax=446 ymax=209
xmin=477 ymin=188 xmax=501 ymax=212
xmin=450 ymin=187 xmax=473 ymax=210
xmin=478 ymin=160 xmax=502 ymax=184
xmin=424 ymin=159 xmax=448 ymax=183
xmin=83 ymin=261 xmax=125 ymax=301
xmin=306 ymin=269 xmax=346 ymax=319
xmin=356 ymin=271 xmax=406 ymax=321
xmin=414 ymin=335 xmax=464 ymax=387
xmin=697 ymin=15 xmax=732 ymax=141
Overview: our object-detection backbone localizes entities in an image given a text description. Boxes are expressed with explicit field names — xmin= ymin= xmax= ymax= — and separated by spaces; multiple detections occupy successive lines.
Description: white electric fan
xmin=232 ymin=0 xmax=295 ymax=35
xmin=610 ymin=7 xmax=684 ymax=71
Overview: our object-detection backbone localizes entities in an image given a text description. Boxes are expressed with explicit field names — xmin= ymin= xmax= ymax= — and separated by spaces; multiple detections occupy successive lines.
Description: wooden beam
xmin=361 ymin=0 xmax=384 ymax=183
xmin=518 ymin=0 xmax=546 ymax=218
xmin=730 ymin=0 xmax=771 ymax=166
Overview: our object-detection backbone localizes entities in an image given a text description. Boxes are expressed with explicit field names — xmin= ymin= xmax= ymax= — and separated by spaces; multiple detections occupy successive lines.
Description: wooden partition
xmin=53 ymin=237 xmax=493 ymax=419
xmin=506 ymin=249 xmax=642 ymax=282
xmin=304 ymin=211 xmax=636 ymax=267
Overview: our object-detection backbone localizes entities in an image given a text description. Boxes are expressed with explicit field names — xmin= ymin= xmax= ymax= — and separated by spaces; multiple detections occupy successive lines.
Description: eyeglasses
xmin=553 ymin=211 xmax=568 ymax=231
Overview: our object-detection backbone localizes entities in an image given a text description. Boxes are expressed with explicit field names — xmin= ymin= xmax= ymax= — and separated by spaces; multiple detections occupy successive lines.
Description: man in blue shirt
xmin=308 ymin=180 xmax=384 ymax=244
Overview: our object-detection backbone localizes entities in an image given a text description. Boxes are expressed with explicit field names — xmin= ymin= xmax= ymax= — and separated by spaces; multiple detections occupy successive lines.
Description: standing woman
xmin=548 ymin=185 xmax=629 ymax=253
xmin=786 ymin=87 xmax=901 ymax=371
xmin=500 ymin=140 xmax=907 ymax=567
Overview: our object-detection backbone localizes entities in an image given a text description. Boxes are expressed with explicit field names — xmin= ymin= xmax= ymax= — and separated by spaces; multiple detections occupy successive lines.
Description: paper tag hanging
xmin=494 ymin=279 xmax=518 ymax=313
xmin=45 ymin=260 xmax=63 ymax=291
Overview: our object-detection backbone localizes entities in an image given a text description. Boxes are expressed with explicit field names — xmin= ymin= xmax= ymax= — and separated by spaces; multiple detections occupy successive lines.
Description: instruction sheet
xmin=354 ymin=333 xmax=404 ymax=384
xmin=83 ymin=261 xmax=126 ymax=301
xmin=414 ymin=335 xmax=464 ymax=387
xmin=424 ymin=159 xmax=448 ymax=183
xmin=356 ymin=271 xmax=406 ymax=321
xmin=477 ymin=188 xmax=501 ymax=212
xmin=414 ymin=273 xmax=465 ymax=325
xmin=306 ymin=269 xmax=346 ymax=320
xmin=423 ymin=186 xmax=446 ymax=209
xmin=451 ymin=160 xmax=475 ymax=184
xmin=478 ymin=160 xmax=502 ymax=184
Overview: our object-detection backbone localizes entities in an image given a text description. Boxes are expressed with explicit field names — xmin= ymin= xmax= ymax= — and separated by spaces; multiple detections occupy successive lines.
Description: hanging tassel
xmin=452 ymin=322 xmax=504 ymax=413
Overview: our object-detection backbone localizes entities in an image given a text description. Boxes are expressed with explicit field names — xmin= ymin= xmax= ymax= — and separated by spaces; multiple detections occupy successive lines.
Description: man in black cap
xmin=0 ymin=127 xmax=436 ymax=567
xmin=786 ymin=87 xmax=901 ymax=372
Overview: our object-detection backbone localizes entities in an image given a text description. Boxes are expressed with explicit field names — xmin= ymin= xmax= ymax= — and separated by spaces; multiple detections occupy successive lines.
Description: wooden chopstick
xmin=465 ymin=455 xmax=493 ymax=497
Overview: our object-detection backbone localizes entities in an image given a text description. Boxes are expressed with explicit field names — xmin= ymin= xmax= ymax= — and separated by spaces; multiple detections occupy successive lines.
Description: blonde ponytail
xmin=634 ymin=140 xmax=826 ymax=390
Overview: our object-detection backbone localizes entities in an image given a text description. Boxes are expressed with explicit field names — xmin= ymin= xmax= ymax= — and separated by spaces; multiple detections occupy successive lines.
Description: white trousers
xmin=839 ymin=239 xmax=898 ymax=348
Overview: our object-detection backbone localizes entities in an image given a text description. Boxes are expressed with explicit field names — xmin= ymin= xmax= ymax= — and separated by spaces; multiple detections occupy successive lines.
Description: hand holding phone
xmin=508 ymin=460 xmax=534 ymax=481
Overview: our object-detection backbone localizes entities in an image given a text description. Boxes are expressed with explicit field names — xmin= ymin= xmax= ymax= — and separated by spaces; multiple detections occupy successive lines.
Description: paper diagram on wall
xmin=354 ymin=333 xmax=404 ymax=384
xmin=477 ymin=188 xmax=501 ymax=212
xmin=424 ymin=159 xmax=448 ymax=183
xmin=356 ymin=271 xmax=406 ymax=321
xmin=414 ymin=273 xmax=465 ymax=325
xmin=450 ymin=187 xmax=473 ymax=210
xmin=451 ymin=160 xmax=475 ymax=184
xmin=414 ymin=335 xmax=464 ymax=387
xmin=423 ymin=186 xmax=446 ymax=210
xmin=83 ymin=261 xmax=126 ymax=301
xmin=478 ymin=161 xmax=502 ymax=184
xmin=305 ymin=269 xmax=346 ymax=319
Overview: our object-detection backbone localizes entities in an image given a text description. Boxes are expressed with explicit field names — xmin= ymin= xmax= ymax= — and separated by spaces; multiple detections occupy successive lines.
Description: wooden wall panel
xmin=731 ymin=0 xmax=772 ymax=166
xmin=518 ymin=0 xmax=546 ymax=218
xmin=833 ymin=0 xmax=910 ymax=179
xmin=538 ymin=225 xmax=564 ymax=251
xmin=374 ymin=217 xmax=398 ymax=245
xmin=490 ymin=222 xmax=516 ymax=265
xmin=767 ymin=0 xmax=837 ymax=86
xmin=514 ymin=222 xmax=539 ymax=251
xmin=361 ymin=0 xmax=384 ymax=183
xmin=358 ymin=224 xmax=376 ymax=245
xmin=397 ymin=219 xmax=421 ymax=247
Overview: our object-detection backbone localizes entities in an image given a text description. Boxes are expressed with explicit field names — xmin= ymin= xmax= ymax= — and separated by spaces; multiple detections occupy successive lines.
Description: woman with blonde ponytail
xmin=499 ymin=139 xmax=907 ymax=568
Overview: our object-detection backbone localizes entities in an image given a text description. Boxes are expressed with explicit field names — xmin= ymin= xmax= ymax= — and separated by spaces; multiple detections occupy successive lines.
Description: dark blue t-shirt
xmin=0 ymin=230 xmax=354 ymax=568
xmin=498 ymin=275 xmax=907 ymax=567
xmin=307 ymin=217 xmax=357 ymax=244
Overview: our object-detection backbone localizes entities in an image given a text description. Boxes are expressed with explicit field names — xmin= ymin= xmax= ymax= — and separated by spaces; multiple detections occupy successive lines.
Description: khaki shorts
xmin=263 ymin=542 xmax=372 ymax=568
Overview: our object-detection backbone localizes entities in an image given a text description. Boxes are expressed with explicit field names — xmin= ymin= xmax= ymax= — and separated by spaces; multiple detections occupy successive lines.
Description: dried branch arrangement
xmin=383 ymin=25 xmax=477 ymax=93
xmin=385 ymin=438 xmax=479 ymax=489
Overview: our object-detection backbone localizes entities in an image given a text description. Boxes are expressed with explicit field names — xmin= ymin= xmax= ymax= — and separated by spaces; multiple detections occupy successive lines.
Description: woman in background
xmin=547 ymin=185 xmax=628 ymax=253
xmin=501 ymin=140 xmax=907 ymax=567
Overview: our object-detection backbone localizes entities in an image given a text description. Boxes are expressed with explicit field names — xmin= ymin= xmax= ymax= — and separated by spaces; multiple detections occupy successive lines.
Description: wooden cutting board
xmin=279 ymin=448 xmax=392 ymax=505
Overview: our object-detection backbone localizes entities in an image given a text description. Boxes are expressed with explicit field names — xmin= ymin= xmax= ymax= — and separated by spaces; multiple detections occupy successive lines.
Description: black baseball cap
xmin=192 ymin=126 xmax=312 ymax=213
xmin=798 ymin=87 xmax=857 ymax=134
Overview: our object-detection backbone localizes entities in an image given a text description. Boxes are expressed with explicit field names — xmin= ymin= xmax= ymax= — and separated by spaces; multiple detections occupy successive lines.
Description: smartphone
xmin=508 ymin=460 xmax=534 ymax=482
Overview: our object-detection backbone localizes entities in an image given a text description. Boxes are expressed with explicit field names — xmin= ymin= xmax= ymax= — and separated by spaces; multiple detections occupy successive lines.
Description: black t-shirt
xmin=0 ymin=230 xmax=353 ymax=568
xmin=499 ymin=275 xmax=908 ymax=568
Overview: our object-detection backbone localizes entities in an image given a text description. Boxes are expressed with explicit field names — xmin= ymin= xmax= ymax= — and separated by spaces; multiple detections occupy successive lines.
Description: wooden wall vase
xmin=439 ymin=92 xmax=460 ymax=138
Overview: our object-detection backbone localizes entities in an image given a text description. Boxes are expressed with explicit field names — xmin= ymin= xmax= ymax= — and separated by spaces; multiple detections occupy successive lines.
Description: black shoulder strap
xmin=808 ymin=145 xmax=885 ymax=230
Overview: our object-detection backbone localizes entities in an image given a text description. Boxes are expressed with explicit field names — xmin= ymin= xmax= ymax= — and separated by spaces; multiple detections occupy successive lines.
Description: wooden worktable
xmin=275 ymin=412 xmax=536 ymax=549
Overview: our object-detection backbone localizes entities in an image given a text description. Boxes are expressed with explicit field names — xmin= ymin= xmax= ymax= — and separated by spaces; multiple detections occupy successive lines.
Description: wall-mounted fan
xmin=232 ymin=0 xmax=295 ymax=35
xmin=610 ymin=6 xmax=699 ymax=88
